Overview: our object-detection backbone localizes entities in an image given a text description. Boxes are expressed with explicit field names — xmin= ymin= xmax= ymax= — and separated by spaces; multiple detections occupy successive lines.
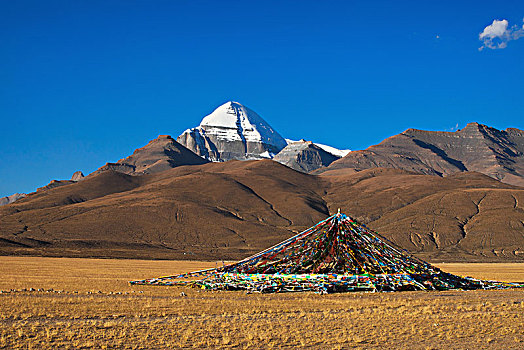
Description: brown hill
xmin=92 ymin=135 xmax=208 ymax=176
xmin=0 ymin=161 xmax=328 ymax=260
xmin=1 ymin=161 xmax=523 ymax=262
xmin=321 ymin=123 xmax=524 ymax=187
xmin=322 ymin=168 xmax=523 ymax=261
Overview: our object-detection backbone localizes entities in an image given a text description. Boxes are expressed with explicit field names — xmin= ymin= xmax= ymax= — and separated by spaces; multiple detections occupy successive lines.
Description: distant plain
xmin=0 ymin=257 xmax=522 ymax=349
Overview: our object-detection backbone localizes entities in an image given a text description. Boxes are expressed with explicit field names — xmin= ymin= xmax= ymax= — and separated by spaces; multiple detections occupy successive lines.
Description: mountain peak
xmin=273 ymin=147 xmax=339 ymax=173
xmin=178 ymin=101 xmax=287 ymax=161
xmin=273 ymin=140 xmax=346 ymax=173
xmin=462 ymin=122 xmax=483 ymax=131
xmin=199 ymin=101 xmax=282 ymax=145
xmin=92 ymin=135 xmax=208 ymax=176
xmin=71 ymin=171 xmax=85 ymax=182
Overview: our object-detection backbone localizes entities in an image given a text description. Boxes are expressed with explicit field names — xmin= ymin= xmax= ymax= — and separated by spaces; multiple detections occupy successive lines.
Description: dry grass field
xmin=0 ymin=257 xmax=523 ymax=349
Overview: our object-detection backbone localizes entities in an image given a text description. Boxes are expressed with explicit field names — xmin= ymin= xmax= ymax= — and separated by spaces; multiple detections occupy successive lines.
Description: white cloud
xmin=479 ymin=19 xmax=508 ymax=39
xmin=479 ymin=18 xmax=524 ymax=50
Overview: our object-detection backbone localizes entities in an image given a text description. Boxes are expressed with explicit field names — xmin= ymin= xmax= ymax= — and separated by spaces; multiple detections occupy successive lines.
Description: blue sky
xmin=1 ymin=0 xmax=524 ymax=197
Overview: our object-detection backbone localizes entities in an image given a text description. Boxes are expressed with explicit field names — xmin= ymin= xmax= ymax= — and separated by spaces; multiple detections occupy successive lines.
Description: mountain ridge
xmin=321 ymin=122 xmax=524 ymax=187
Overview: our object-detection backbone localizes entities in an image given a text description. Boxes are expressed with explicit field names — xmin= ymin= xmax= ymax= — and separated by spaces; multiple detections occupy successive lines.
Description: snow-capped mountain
xmin=177 ymin=101 xmax=287 ymax=162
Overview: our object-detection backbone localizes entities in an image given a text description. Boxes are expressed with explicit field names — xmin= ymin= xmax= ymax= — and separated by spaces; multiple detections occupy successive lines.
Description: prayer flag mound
xmin=130 ymin=212 xmax=523 ymax=293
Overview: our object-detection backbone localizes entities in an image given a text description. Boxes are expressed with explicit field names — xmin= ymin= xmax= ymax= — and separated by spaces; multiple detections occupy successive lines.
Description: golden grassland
xmin=0 ymin=257 xmax=523 ymax=349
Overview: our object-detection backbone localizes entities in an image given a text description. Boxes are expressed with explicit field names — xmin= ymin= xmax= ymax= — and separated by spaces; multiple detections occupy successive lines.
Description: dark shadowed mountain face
xmin=273 ymin=140 xmax=340 ymax=172
xmin=91 ymin=135 xmax=208 ymax=176
xmin=322 ymin=123 xmax=524 ymax=187
xmin=1 ymin=161 xmax=523 ymax=262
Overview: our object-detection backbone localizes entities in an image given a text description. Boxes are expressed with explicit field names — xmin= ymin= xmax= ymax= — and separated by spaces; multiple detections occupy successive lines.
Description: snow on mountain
xmin=314 ymin=143 xmax=350 ymax=158
xmin=200 ymin=102 xmax=283 ymax=144
xmin=177 ymin=101 xmax=287 ymax=162
xmin=284 ymin=139 xmax=350 ymax=158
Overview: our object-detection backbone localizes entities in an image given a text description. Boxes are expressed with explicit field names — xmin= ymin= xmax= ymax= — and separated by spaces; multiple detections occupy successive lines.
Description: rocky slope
xmin=177 ymin=101 xmax=287 ymax=161
xmin=71 ymin=171 xmax=85 ymax=181
xmin=273 ymin=140 xmax=341 ymax=172
xmin=0 ymin=193 xmax=26 ymax=207
xmin=1 ymin=161 xmax=522 ymax=262
xmin=322 ymin=123 xmax=524 ymax=187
